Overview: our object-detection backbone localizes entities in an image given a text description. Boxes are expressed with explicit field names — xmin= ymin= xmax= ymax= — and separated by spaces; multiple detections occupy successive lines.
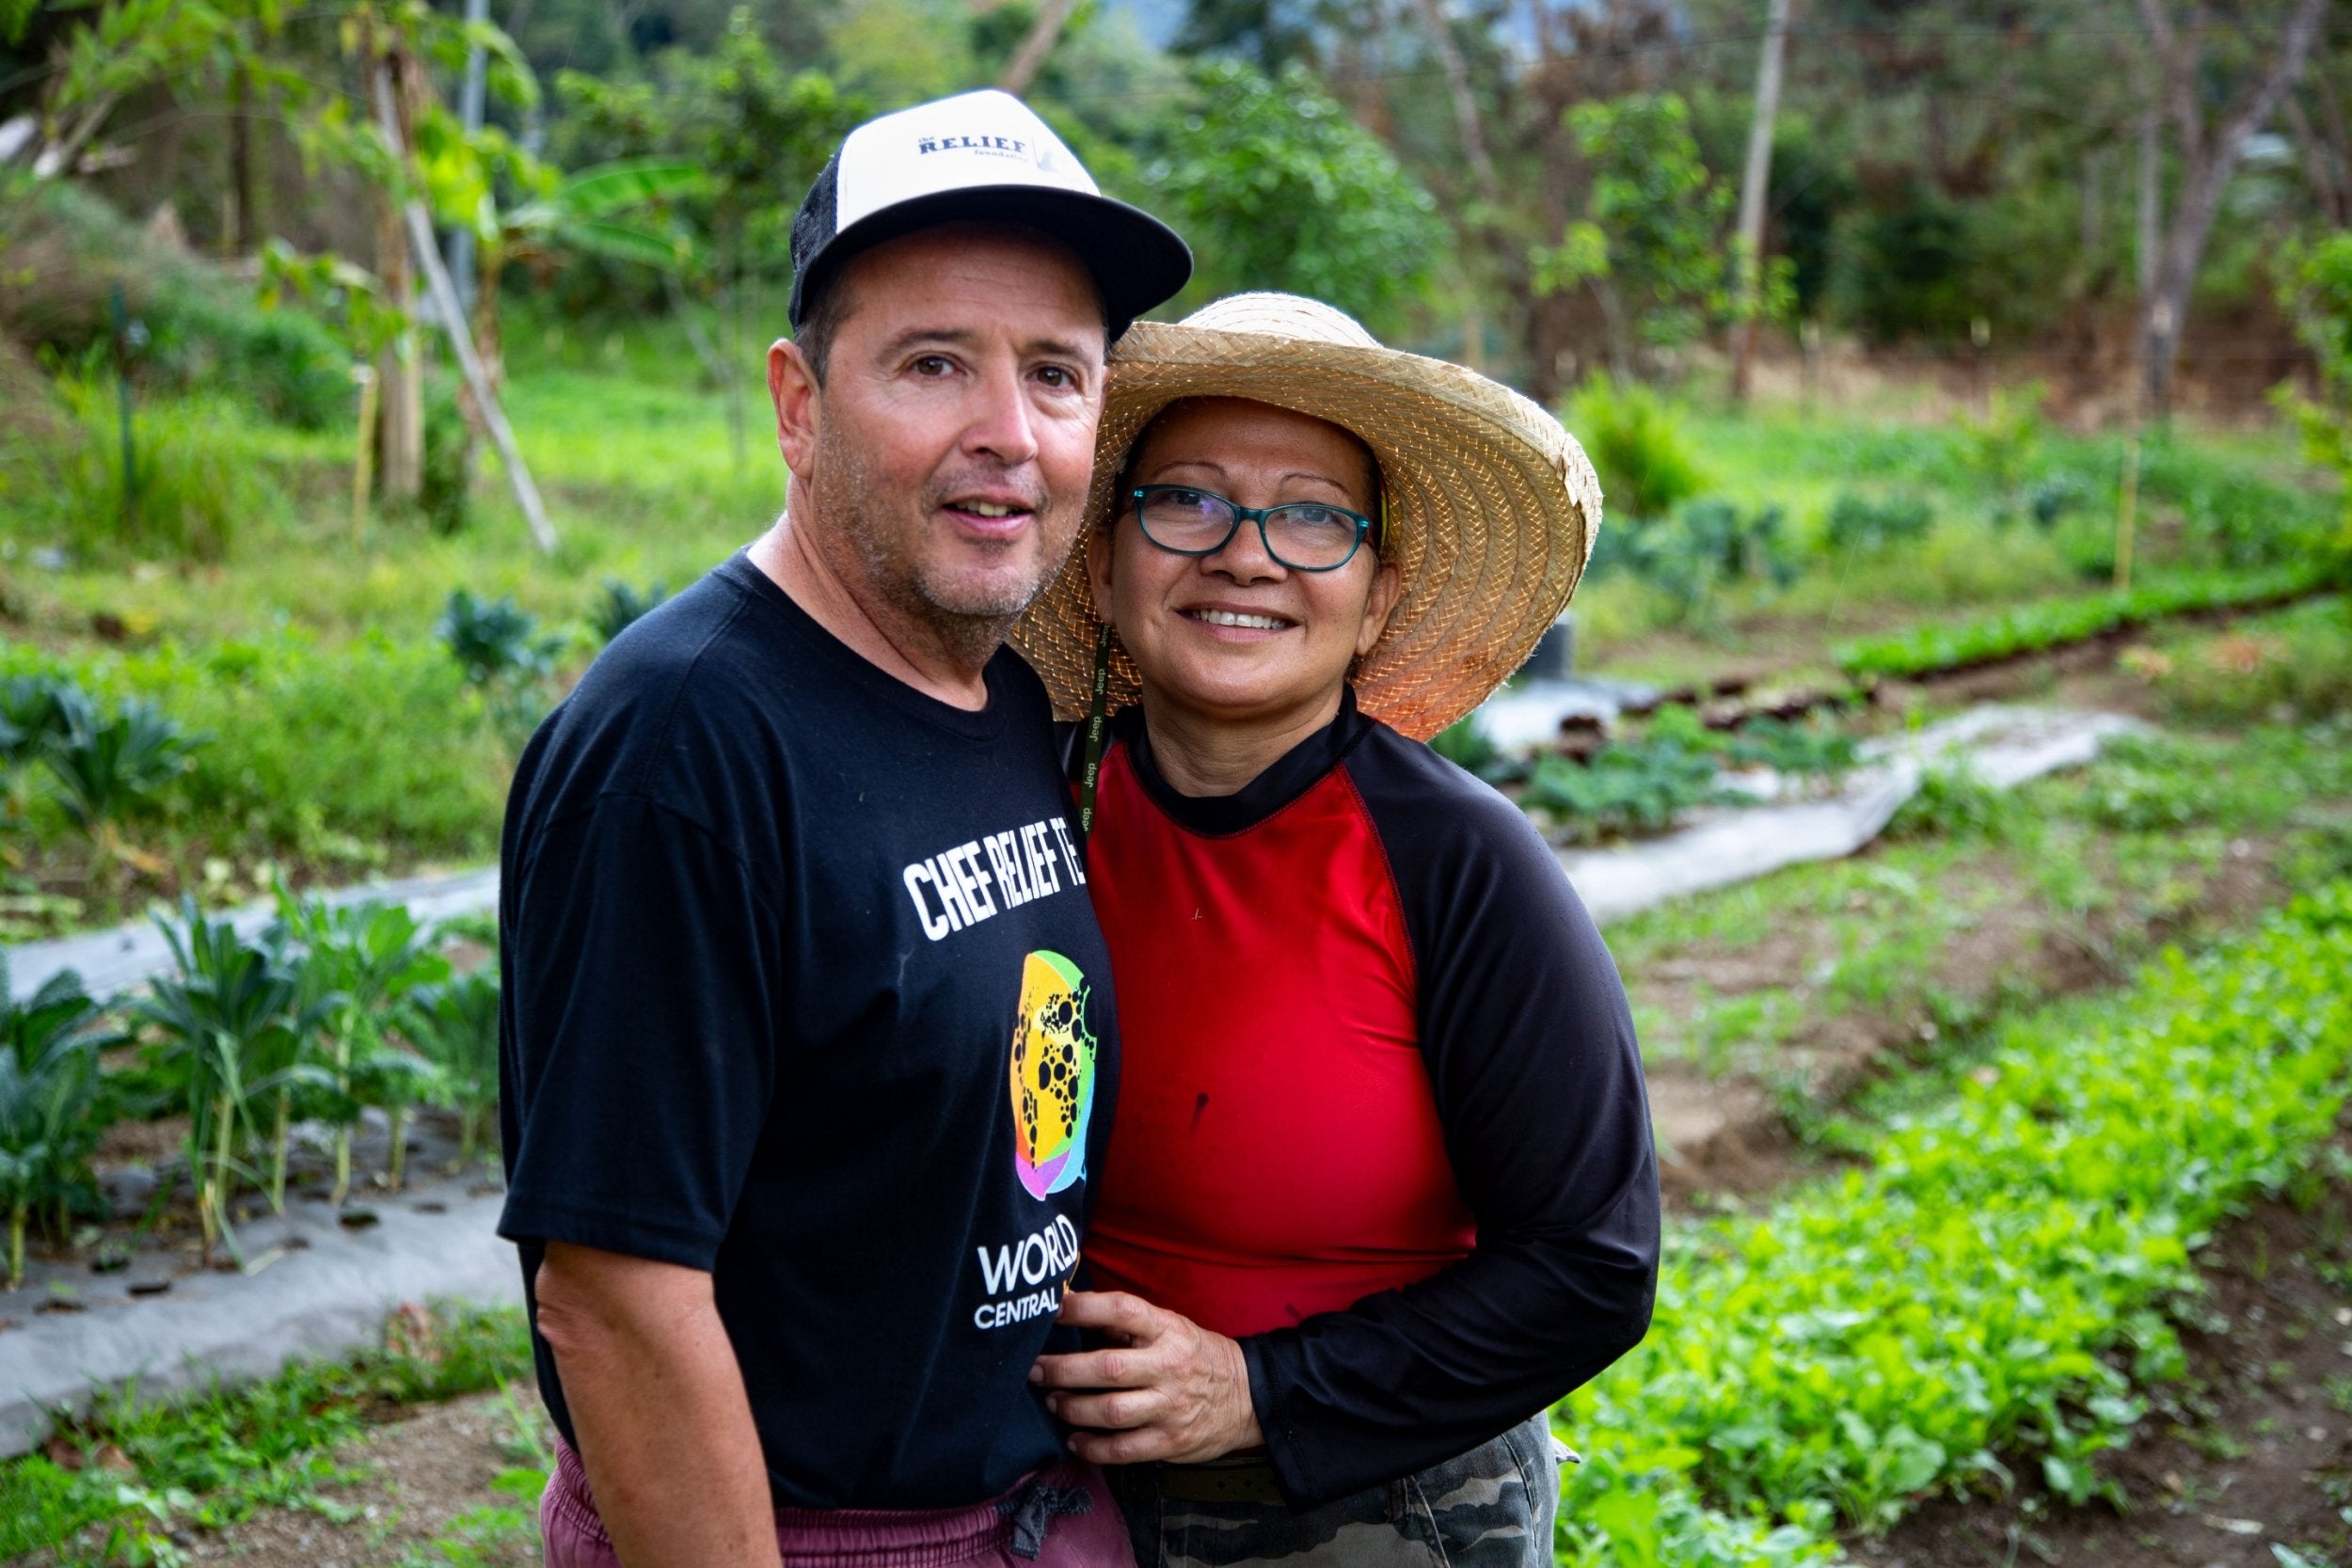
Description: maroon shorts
xmin=540 ymin=1438 xmax=1137 ymax=1568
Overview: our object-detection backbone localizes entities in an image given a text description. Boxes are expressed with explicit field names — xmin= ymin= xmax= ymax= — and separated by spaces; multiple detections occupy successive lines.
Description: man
xmin=495 ymin=88 xmax=1190 ymax=1568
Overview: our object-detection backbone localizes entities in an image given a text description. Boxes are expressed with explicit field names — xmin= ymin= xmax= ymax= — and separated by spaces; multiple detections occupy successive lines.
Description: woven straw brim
xmin=1013 ymin=321 xmax=1604 ymax=742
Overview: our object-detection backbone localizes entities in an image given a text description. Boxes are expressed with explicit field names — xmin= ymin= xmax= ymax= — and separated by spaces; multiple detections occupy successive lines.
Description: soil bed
xmin=1851 ymin=1129 xmax=2352 ymax=1568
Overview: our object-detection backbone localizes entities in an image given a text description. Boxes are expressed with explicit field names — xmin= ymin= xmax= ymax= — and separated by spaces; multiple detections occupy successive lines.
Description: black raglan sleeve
xmin=1240 ymin=734 xmax=1661 ymax=1508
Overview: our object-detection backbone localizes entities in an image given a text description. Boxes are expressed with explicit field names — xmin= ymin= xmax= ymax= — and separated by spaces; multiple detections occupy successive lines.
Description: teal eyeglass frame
xmin=1128 ymin=484 xmax=1377 ymax=573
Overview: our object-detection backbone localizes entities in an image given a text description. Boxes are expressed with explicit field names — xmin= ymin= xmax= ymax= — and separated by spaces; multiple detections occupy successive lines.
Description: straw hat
xmin=1013 ymin=293 xmax=1604 ymax=742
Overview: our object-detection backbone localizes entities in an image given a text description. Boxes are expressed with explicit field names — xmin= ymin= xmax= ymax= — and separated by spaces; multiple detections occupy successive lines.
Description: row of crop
xmin=1833 ymin=561 xmax=2344 ymax=682
xmin=0 ymin=893 xmax=497 ymax=1286
xmin=1549 ymin=882 xmax=2352 ymax=1566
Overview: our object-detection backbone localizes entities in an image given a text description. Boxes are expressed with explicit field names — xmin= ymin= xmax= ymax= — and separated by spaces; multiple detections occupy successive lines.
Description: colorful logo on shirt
xmin=1009 ymin=950 xmax=1097 ymax=1200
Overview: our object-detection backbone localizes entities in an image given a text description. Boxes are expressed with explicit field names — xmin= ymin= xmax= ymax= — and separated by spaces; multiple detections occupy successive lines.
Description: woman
xmin=1015 ymin=294 xmax=1660 ymax=1567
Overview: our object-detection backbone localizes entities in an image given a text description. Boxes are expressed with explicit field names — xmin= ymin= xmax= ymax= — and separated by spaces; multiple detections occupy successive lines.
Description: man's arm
xmin=536 ymin=1243 xmax=783 ymax=1568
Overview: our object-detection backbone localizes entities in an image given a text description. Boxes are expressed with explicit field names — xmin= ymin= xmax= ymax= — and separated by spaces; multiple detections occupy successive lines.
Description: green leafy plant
xmin=40 ymin=687 xmax=204 ymax=879
xmin=1886 ymin=761 xmax=2003 ymax=841
xmin=1525 ymin=717 xmax=1733 ymax=844
xmin=1718 ymin=717 xmax=1859 ymax=781
xmin=1557 ymin=885 xmax=2352 ymax=1560
xmin=401 ymin=972 xmax=500 ymax=1170
xmin=592 ymin=577 xmax=671 ymax=645
xmin=0 ymin=956 xmax=110 ymax=1288
xmin=437 ymin=589 xmax=565 ymax=747
xmin=1825 ymin=492 xmax=1934 ymax=554
xmin=275 ymin=893 xmax=450 ymax=1198
xmin=1952 ymin=383 xmax=2046 ymax=509
xmin=135 ymin=899 xmax=313 ymax=1265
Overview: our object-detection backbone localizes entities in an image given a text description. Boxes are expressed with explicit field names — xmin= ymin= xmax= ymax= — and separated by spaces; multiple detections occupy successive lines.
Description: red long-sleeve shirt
xmin=1073 ymin=691 xmax=1660 ymax=1507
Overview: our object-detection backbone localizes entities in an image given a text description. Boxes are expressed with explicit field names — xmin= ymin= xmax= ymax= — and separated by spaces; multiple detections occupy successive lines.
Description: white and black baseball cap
xmin=788 ymin=89 xmax=1192 ymax=341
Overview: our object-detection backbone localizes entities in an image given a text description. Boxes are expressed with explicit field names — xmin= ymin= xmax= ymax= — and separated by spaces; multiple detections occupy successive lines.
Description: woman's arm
xmin=1034 ymin=742 xmax=1659 ymax=1504
xmin=1237 ymin=742 xmax=1661 ymax=1505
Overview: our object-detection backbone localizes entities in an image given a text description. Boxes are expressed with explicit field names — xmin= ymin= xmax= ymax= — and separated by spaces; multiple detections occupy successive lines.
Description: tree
xmin=550 ymin=17 xmax=864 ymax=466
xmin=1534 ymin=92 xmax=1787 ymax=378
xmin=2133 ymin=0 xmax=2328 ymax=417
xmin=1143 ymin=58 xmax=1442 ymax=337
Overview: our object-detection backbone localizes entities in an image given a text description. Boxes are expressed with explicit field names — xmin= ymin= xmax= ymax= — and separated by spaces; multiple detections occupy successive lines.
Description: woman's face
xmin=1088 ymin=398 xmax=1401 ymax=730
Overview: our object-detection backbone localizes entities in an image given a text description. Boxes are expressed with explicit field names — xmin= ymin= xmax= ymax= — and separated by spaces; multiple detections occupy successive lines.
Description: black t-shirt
xmin=496 ymin=552 xmax=1118 ymax=1510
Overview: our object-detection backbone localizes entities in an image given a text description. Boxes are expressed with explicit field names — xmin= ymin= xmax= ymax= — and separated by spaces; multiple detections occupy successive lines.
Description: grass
xmin=1611 ymin=718 xmax=2352 ymax=1084
xmin=1572 ymin=401 xmax=2336 ymax=686
xmin=1554 ymin=880 xmax=2352 ymax=1566
xmin=0 ymin=1301 xmax=532 ymax=1566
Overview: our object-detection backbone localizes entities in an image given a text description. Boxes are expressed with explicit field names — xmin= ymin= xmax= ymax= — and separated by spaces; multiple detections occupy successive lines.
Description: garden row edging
xmin=0 ymin=1180 xmax=517 ymax=1458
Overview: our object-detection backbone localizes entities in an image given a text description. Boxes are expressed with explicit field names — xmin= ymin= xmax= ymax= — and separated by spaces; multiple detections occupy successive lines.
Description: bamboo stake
xmin=351 ymin=364 xmax=379 ymax=549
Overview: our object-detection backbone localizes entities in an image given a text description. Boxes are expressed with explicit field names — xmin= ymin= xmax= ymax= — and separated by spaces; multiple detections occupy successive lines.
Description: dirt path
xmin=184 ymin=1388 xmax=543 ymax=1568
xmin=1851 ymin=1132 xmax=2352 ymax=1568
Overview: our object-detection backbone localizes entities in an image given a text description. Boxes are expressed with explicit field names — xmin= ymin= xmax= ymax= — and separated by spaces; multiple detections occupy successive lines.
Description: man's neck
xmin=1140 ymin=685 xmax=1346 ymax=799
xmin=747 ymin=515 xmax=996 ymax=712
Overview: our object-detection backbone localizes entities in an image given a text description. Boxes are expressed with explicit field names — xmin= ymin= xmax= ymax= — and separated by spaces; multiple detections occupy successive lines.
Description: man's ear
xmin=1355 ymin=561 xmax=1403 ymax=659
xmin=1085 ymin=523 xmax=1115 ymax=626
xmin=770 ymin=339 xmax=819 ymax=476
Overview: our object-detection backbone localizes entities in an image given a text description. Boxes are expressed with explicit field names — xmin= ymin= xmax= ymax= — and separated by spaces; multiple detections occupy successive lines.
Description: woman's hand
xmin=1029 ymin=1291 xmax=1264 ymax=1464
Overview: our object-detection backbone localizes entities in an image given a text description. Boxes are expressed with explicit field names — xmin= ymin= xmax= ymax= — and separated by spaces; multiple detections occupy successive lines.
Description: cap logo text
xmin=918 ymin=135 xmax=1027 ymax=155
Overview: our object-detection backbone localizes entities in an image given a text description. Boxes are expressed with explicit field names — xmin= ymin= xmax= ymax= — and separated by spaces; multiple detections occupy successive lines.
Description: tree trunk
xmin=1406 ymin=0 xmax=1502 ymax=211
xmin=374 ymin=56 xmax=557 ymax=552
xmin=997 ymin=0 xmax=1079 ymax=94
xmin=1729 ymin=0 xmax=1794 ymax=403
xmin=374 ymin=206 xmax=424 ymax=506
xmin=226 ymin=65 xmax=255 ymax=256
xmin=2135 ymin=0 xmax=2327 ymax=420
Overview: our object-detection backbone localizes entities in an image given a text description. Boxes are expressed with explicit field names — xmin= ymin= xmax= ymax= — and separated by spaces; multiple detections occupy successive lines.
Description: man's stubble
xmin=812 ymin=411 xmax=1083 ymax=673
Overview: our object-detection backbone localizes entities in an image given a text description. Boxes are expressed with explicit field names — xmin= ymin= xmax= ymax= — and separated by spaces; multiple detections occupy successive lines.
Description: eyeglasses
xmin=1128 ymin=485 xmax=1376 ymax=573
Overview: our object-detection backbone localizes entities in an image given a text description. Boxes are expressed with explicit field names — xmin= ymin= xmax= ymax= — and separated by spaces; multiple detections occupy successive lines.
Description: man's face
xmin=781 ymin=226 xmax=1107 ymax=638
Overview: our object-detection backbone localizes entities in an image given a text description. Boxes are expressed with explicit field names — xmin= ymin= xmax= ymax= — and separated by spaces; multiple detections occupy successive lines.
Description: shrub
xmin=1142 ymin=59 xmax=1443 ymax=338
xmin=0 ymin=182 xmax=349 ymax=430
xmin=1565 ymin=374 xmax=1705 ymax=522
xmin=439 ymin=589 xmax=566 ymax=746
xmin=1825 ymin=491 xmax=1934 ymax=553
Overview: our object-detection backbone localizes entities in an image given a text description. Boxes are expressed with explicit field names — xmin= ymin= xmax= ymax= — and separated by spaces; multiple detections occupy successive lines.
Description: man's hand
xmin=534 ymin=1243 xmax=783 ymax=1568
xmin=1028 ymin=1291 xmax=1263 ymax=1464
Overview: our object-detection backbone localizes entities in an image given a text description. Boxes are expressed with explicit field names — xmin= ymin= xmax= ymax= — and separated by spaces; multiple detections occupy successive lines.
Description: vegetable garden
xmin=6 ymin=0 xmax=2352 ymax=1560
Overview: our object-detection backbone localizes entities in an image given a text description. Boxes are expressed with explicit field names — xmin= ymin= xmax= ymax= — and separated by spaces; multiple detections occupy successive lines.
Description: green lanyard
xmin=1075 ymin=622 xmax=1113 ymax=843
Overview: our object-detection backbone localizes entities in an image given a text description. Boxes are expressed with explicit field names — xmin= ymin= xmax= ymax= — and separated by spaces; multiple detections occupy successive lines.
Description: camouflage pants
xmin=1104 ymin=1413 xmax=1565 ymax=1568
